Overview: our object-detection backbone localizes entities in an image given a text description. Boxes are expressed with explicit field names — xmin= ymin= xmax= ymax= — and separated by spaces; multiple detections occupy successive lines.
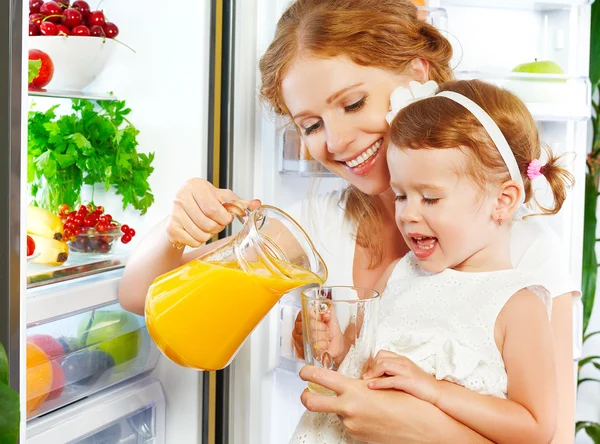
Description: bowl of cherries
xmin=28 ymin=0 xmax=122 ymax=91
xmin=59 ymin=203 xmax=136 ymax=254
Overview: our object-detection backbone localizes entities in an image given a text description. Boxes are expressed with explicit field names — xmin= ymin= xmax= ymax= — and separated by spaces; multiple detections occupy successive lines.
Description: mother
xmin=119 ymin=0 xmax=577 ymax=442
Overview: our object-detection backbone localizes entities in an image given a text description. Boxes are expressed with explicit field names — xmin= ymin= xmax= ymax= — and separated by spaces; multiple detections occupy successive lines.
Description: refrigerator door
xmin=27 ymin=376 xmax=166 ymax=444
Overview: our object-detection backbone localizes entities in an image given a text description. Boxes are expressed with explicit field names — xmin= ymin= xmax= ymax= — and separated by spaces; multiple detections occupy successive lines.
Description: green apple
xmin=512 ymin=59 xmax=564 ymax=75
xmin=77 ymin=310 xmax=142 ymax=372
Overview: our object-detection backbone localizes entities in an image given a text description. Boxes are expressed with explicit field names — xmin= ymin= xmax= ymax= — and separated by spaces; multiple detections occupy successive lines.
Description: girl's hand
xmin=362 ymin=350 xmax=441 ymax=405
xmin=292 ymin=311 xmax=305 ymax=359
xmin=305 ymin=304 xmax=345 ymax=365
xmin=166 ymin=178 xmax=260 ymax=248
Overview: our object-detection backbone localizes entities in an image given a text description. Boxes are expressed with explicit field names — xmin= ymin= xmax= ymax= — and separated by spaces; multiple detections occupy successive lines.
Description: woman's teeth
xmin=345 ymin=140 xmax=381 ymax=168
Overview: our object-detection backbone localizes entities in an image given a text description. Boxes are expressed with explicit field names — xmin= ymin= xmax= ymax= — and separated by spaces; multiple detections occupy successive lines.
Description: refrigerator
xmin=0 ymin=0 xmax=592 ymax=443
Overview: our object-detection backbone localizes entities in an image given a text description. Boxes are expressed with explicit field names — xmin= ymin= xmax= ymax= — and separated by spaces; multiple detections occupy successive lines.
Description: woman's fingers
xmin=299 ymin=365 xmax=348 ymax=396
xmin=366 ymin=377 xmax=401 ymax=391
xmin=301 ymin=389 xmax=342 ymax=414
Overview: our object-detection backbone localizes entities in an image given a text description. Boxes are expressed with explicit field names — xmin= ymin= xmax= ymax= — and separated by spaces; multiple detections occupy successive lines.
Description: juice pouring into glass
xmin=145 ymin=202 xmax=327 ymax=371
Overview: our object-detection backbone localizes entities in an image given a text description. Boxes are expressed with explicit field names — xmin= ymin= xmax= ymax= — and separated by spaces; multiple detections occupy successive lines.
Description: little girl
xmin=291 ymin=79 xmax=574 ymax=444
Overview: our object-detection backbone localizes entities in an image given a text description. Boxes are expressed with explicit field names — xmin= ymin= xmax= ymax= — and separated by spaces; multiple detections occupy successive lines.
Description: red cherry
xmin=62 ymin=8 xmax=82 ymax=28
xmin=78 ymin=205 xmax=87 ymax=213
xmin=95 ymin=206 xmax=104 ymax=214
xmin=29 ymin=0 xmax=43 ymax=14
xmin=127 ymin=228 xmax=136 ymax=237
xmin=120 ymin=224 xmax=129 ymax=233
xmin=56 ymin=24 xmax=70 ymax=36
xmin=88 ymin=10 xmax=105 ymax=27
xmin=71 ymin=0 xmax=90 ymax=18
xmin=103 ymin=22 xmax=118 ymax=39
xmin=96 ymin=223 xmax=107 ymax=233
xmin=121 ymin=234 xmax=132 ymax=244
xmin=104 ymin=214 xmax=112 ymax=223
xmin=63 ymin=229 xmax=73 ymax=239
xmin=29 ymin=13 xmax=43 ymax=27
xmin=72 ymin=24 xmax=90 ymax=35
xmin=29 ymin=22 xmax=40 ymax=35
xmin=40 ymin=1 xmax=63 ymax=22
xmin=40 ymin=21 xmax=58 ymax=36
xmin=89 ymin=25 xmax=105 ymax=37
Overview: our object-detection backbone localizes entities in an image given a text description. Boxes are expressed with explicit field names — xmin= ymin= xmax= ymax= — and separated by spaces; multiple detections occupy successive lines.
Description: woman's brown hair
xmin=259 ymin=0 xmax=454 ymax=267
xmin=389 ymin=79 xmax=575 ymax=216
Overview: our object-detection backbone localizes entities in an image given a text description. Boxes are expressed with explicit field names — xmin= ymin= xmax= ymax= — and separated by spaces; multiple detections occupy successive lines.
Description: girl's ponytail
xmin=530 ymin=145 xmax=575 ymax=216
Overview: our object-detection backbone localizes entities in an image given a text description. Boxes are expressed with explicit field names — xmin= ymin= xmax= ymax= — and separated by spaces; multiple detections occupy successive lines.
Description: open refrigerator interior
xmin=23 ymin=0 xmax=212 ymax=441
xmin=227 ymin=1 xmax=592 ymax=443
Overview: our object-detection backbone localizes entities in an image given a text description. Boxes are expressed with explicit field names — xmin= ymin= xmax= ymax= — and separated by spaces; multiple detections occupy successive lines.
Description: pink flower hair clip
xmin=527 ymin=159 xmax=544 ymax=180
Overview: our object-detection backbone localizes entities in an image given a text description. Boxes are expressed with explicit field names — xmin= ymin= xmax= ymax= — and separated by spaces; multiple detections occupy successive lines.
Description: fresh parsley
xmin=28 ymin=99 xmax=155 ymax=215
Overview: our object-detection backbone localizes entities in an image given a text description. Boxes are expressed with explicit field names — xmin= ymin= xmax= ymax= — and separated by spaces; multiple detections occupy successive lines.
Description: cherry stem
xmin=95 ymin=0 xmax=105 ymax=10
xmin=42 ymin=14 xmax=64 ymax=22
xmin=113 ymin=38 xmax=136 ymax=54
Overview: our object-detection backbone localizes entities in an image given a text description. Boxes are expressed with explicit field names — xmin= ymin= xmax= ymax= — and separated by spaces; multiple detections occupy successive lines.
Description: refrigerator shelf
xmin=25 ymin=301 xmax=159 ymax=421
xmin=28 ymin=89 xmax=119 ymax=102
xmin=455 ymin=71 xmax=592 ymax=121
xmin=27 ymin=252 xmax=127 ymax=289
xmin=436 ymin=0 xmax=593 ymax=10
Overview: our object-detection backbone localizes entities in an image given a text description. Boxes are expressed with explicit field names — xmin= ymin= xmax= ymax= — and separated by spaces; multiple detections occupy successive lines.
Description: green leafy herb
xmin=28 ymin=60 xmax=41 ymax=85
xmin=28 ymin=99 xmax=155 ymax=214
xmin=0 ymin=342 xmax=20 ymax=444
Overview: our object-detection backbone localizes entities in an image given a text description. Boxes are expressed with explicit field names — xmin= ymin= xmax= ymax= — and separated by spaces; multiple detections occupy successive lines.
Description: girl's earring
xmin=497 ymin=217 xmax=503 ymax=226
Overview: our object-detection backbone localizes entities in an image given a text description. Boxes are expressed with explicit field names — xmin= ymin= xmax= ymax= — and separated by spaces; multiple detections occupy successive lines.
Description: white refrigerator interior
xmin=228 ymin=1 xmax=591 ymax=443
xmin=24 ymin=0 xmax=211 ymax=440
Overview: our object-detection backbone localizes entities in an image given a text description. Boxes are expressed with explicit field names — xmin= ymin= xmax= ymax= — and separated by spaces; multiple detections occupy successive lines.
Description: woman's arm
xmin=299 ymin=366 xmax=493 ymax=444
xmin=550 ymin=293 xmax=575 ymax=444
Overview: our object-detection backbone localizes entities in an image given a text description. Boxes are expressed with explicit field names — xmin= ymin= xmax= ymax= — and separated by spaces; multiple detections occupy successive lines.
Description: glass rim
xmin=301 ymin=285 xmax=380 ymax=303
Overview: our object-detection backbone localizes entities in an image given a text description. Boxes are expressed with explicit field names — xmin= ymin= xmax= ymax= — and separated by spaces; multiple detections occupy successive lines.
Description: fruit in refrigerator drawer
xmin=26 ymin=342 xmax=53 ymax=414
xmin=78 ymin=311 xmax=142 ymax=370
xmin=47 ymin=359 xmax=65 ymax=400
xmin=28 ymin=49 xmax=54 ymax=89
xmin=28 ymin=334 xmax=66 ymax=362
xmin=60 ymin=349 xmax=115 ymax=386
xmin=29 ymin=0 xmax=119 ymax=39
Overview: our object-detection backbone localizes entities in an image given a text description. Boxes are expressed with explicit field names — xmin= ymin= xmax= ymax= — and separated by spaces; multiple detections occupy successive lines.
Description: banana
xmin=29 ymin=234 xmax=69 ymax=266
xmin=27 ymin=205 xmax=64 ymax=241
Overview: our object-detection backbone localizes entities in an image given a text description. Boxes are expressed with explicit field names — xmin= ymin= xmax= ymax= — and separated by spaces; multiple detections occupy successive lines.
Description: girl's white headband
xmin=386 ymin=80 xmax=525 ymax=204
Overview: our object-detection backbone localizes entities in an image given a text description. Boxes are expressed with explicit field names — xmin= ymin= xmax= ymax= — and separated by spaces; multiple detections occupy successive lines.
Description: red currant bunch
xmin=119 ymin=224 xmax=136 ymax=244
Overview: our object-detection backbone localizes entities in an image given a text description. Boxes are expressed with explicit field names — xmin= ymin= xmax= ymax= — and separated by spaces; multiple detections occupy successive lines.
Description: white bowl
xmin=29 ymin=36 xmax=116 ymax=91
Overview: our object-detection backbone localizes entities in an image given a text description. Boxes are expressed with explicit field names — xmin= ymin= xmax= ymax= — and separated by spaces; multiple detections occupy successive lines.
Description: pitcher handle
xmin=223 ymin=200 xmax=251 ymax=224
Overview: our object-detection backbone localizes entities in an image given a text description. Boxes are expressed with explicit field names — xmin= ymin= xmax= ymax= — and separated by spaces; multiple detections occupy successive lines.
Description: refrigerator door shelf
xmin=27 ymin=89 xmax=119 ymax=102
xmin=27 ymin=376 xmax=166 ymax=444
xmin=26 ymin=301 xmax=159 ymax=421
xmin=455 ymin=72 xmax=592 ymax=121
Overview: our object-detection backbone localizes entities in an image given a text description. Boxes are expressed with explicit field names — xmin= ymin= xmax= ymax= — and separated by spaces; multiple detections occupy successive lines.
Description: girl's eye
xmin=423 ymin=197 xmax=440 ymax=205
xmin=345 ymin=96 xmax=367 ymax=113
xmin=304 ymin=121 xmax=322 ymax=136
xmin=394 ymin=194 xmax=406 ymax=202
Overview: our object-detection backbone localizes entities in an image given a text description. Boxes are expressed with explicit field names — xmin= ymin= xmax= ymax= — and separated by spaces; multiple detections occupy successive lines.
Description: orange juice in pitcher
xmin=145 ymin=203 xmax=327 ymax=371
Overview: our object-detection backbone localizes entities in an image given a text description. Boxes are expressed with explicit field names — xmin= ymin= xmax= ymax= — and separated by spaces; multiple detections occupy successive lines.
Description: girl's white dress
xmin=289 ymin=252 xmax=550 ymax=444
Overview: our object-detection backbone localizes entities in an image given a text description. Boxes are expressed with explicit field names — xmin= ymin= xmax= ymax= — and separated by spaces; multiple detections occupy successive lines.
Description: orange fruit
xmin=26 ymin=342 xmax=53 ymax=414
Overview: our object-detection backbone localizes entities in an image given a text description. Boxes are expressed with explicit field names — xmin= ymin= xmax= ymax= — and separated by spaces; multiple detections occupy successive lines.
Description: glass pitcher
xmin=144 ymin=202 xmax=327 ymax=371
